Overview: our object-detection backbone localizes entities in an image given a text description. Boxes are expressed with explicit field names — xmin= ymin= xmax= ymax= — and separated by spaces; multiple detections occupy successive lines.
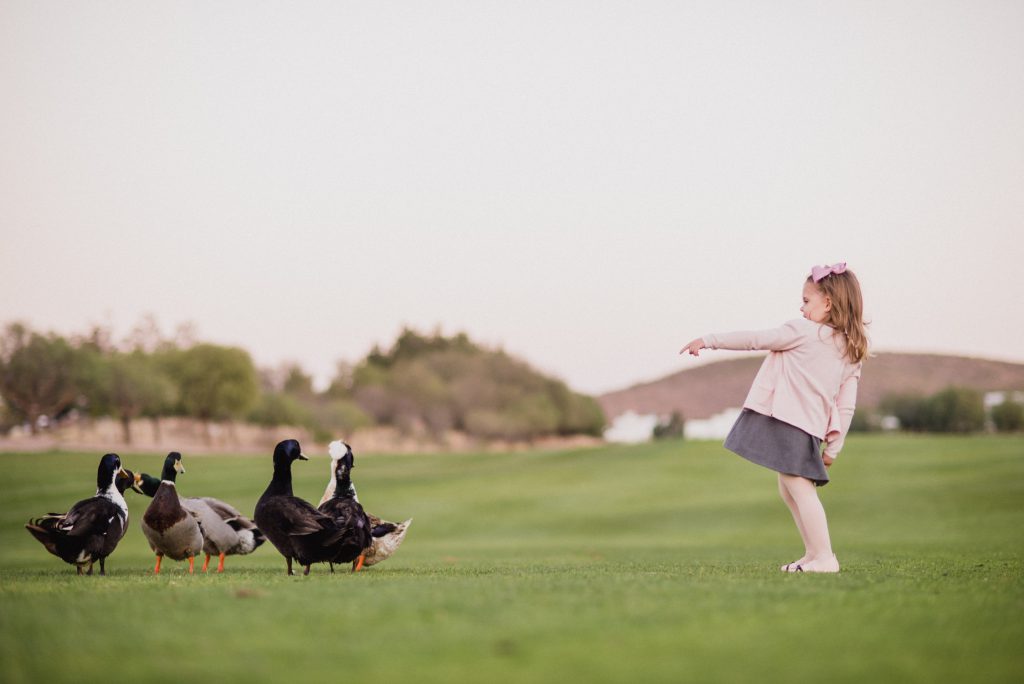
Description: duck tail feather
xmin=25 ymin=522 xmax=60 ymax=555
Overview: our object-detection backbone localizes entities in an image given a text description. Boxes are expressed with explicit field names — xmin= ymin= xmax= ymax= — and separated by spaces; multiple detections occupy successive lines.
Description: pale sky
xmin=1 ymin=1 xmax=1022 ymax=395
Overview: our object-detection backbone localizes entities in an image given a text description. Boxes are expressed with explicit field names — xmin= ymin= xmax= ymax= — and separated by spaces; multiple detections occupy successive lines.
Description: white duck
xmin=319 ymin=440 xmax=412 ymax=569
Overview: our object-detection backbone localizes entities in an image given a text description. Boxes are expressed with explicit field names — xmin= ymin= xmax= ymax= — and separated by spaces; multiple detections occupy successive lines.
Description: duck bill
xmin=297 ymin=452 xmax=308 ymax=461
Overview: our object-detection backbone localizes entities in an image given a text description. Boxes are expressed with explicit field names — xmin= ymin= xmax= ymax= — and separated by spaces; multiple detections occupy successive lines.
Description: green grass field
xmin=1 ymin=435 xmax=1022 ymax=683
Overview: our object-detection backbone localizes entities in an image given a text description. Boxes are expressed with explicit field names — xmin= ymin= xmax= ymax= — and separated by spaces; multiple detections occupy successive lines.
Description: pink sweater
xmin=702 ymin=318 xmax=862 ymax=457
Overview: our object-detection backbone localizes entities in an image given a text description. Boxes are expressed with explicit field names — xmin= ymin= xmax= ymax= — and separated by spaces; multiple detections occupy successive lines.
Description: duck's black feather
xmin=318 ymin=498 xmax=372 ymax=563
xmin=371 ymin=522 xmax=398 ymax=538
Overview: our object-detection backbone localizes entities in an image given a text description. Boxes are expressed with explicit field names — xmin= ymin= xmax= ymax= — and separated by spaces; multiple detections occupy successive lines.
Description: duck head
xmin=130 ymin=470 xmax=160 ymax=496
xmin=273 ymin=439 xmax=307 ymax=466
xmin=160 ymin=452 xmax=185 ymax=483
xmin=97 ymin=453 xmax=126 ymax=491
xmin=116 ymin=468 xmax=136 ymax=495
xmin=329 ymin=441 xmax=355 ymax=486
xmin=97 ymin=454 xmax=127 ymax=491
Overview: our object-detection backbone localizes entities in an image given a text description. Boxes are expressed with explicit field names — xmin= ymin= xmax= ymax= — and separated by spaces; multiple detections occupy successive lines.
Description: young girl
xmin=681 ymin=263 xmax=867 ymax=573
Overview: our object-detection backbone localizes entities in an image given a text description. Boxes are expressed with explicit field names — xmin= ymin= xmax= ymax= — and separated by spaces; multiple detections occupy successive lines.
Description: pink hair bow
xmin=811 ymin=262 xmax=847 ymax=283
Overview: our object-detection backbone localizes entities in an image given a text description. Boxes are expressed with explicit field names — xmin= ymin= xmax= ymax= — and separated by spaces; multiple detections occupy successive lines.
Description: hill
xmin=598 ymin=352 xmax=1024 ymax=420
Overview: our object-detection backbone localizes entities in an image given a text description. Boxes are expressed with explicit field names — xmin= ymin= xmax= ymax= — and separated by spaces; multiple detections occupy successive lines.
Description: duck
xmin=131 ymin=471 xmax=162 ymax=497
xmin=131 ymin=465 xmax=265 ymax=573
xmin=254 ymin=439 xmax=352 ymax=576
xmin=361 ymin=515 xmax=413 ymax=568
xmin=316 ymin=441 xmax=373 ymax=572
xmin=184 ymin=497 xmax=266 ymax=573
xmin=140 ymin=452 xmax=204 ymax=574
xmin=25 ymin=453 xmax=132 ymax=575
xmin=319 ymin=440 xmax=413 ymax=570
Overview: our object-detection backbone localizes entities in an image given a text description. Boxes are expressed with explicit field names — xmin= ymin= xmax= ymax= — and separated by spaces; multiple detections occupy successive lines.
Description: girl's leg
xmin=779 ymin=474 xmax=840 ymax=573
xmin=778 ymin=473 xmax=812 ymax=570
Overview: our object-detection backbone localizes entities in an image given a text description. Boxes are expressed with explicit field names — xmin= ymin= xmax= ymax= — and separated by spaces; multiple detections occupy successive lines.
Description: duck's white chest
xmin=99 ymin=488 xmax=129 ymax=520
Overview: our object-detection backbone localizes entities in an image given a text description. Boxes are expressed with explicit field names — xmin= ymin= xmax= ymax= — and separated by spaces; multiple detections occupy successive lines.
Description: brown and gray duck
xmin=133 ymin=465 xmax=265 ymax=573
xmin=140 ymin=452 xmax=203 ymax=574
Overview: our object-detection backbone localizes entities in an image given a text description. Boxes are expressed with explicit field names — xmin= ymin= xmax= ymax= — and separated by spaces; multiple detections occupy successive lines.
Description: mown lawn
xmin=0 ymin=435 xmax=1021 ymax=683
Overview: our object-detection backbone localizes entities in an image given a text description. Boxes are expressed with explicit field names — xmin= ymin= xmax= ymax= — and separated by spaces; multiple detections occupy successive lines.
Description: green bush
xmin=924 ymin=387 xmax=985 ymax=433
xmin=248 ymin=392 xmax=312 ymax=429
xmin=315 ymin=399 xmax=375 ymax=436
xmin=881 ymin=387 xmax=985 ymax=433
xmin=653 ymin=412 xmax=685 ymax=440
xmin=880 ymin=393 xmax=929 ymax=431
xmin=991 ymin=398 xmax=1023 ymax=432
xmin=848 ymin=407 xmax=881 ymax=432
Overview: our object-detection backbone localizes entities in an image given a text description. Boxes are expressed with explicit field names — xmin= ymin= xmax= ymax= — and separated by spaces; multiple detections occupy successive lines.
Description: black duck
xmin=25 ymin=453 xmax=132 ymax=575
xmin=254 ymin=439 xmax=352 ymax=576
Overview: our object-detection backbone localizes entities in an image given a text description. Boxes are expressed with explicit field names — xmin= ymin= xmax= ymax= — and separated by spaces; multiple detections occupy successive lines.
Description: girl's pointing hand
xmin=681 ymin=338 xmax=705 ymax=356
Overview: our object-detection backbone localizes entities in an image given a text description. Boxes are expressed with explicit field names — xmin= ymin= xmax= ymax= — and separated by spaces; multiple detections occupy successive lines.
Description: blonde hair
xmin=807 ymin=269 xmax=869 ymax=363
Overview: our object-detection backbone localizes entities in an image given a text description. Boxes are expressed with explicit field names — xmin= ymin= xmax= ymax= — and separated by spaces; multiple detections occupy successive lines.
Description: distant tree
xmin=880 ymin=393 xmax=929 ymax=432
xmin=388 ymin=327 xmax=477 ymax=365
xmin=563 ymin=394 xmax=606 ymax=437
xmin=0 ymin=323 xmax=81 ymax=433
xmin=924 ymin=387 xmax=985 ymax=433
xmin=309 ymin=399 xmax=374 ymax=441
xmin=545 ymin=379 xmax=606 ymax=436
xmin=882 ymin=388 xmax=985 ymax=433
xmin=653 ymin=412 xmax=685 ymax=440
xmin=323 ymin=361 xmax=356 ymax=400
xmin=166 ymin=344 xmax=259 ymax=442
xmin=991 ymin=397 xmax=1023 ymax=433
xmin=249 ymin=392 xmax=313 ymax=430
xmin=346 ymin=328 xmax=605 ymax=441
xmin=0 ymin=396 xmax=16 ymax=434
xmin=102 ymin=351 xmax=177 ymax=444
xmin=123 ymin=313 xmax=168 ymax=353
xmin=505 ymin=394 xmax=560 ymax=440
xmin=68 ymin=339 xmax=113 ymax=419
xmin=389 ymin=359 xmax=452 ymax=436
xmin=282 ymin=363 xmax=315 ymax=398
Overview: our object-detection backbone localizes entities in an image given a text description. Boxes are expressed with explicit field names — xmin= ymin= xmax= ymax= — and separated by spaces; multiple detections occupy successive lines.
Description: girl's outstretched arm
xmin=700 ymin=320 xmax=807 ymax=353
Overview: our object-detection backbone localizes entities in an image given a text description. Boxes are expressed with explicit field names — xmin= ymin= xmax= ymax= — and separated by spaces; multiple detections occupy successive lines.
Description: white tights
xmin=777 ymin=473 xmax=839 ymax=572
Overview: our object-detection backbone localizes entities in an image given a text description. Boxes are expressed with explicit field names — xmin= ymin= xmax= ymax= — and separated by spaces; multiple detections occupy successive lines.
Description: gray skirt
xmin=724 ymin=409 xmax=829 ymax=486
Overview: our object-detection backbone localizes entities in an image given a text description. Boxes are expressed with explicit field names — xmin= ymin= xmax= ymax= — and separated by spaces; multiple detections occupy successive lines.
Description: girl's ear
xmin=824 ymin=296 xmax=832 ymax=313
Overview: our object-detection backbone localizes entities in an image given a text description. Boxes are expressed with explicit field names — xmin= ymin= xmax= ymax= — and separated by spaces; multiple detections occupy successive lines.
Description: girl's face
xmin=801 ymin=281 xmax=831 ymax=323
